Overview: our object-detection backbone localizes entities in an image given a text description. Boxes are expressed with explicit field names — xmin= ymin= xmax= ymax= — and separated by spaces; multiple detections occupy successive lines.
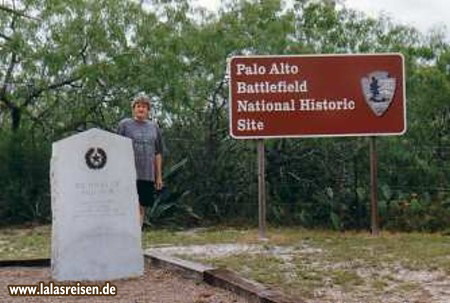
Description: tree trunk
xmin=11 ymin=106 xmax=21 ymax=131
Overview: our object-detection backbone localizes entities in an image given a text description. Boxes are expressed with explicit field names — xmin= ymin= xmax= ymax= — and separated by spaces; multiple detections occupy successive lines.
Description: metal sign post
xmin=257 ymin=139 xmax=267 ymax=240
xmin=370 ymin=136 xmax=380 ymax=236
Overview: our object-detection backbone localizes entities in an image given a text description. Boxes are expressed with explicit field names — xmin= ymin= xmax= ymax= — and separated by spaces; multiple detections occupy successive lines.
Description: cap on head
xmin=131 ymin=92 xmax=151 ymax=109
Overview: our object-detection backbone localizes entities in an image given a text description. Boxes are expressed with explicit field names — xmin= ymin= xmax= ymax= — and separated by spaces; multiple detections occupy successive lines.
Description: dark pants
xmin=136 ymin=180 xmax=155 ymax=207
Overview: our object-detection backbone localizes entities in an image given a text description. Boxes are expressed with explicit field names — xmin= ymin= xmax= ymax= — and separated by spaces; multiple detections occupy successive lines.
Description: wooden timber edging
xmin=0 ymin=258 xmax=50 ymax=267
xmin=144 ymin=251 xmax=304 ymax=303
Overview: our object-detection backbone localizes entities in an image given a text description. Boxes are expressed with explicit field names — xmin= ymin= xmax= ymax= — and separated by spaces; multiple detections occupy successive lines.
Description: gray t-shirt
xmin=117 ymin=118 xmax=163 ymax=181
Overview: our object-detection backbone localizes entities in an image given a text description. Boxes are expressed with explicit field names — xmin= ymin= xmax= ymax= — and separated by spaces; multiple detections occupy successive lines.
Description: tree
xmin=0 ymin=0 xmax=449 ymax=229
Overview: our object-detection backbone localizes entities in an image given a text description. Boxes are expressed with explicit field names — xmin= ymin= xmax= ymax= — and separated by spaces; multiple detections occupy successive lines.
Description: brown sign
xmin=229 ymin=54 xmax=406 ymax=139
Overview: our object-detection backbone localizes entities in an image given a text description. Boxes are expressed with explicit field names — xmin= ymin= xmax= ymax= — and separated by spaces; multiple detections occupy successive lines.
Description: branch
xmin=0 ymin=4 xmax=40 ymax=21
xmin=207 ymin=78 xmax=222 ymax=105
xmin=0 ymin=53 xmax=18 ymax=108
xmin=23 ymin=76 xmax=82 ymax=106
xmin=57 ymin=101 xmax=114 ymax=134
xmin=0 ymin=32 xmax=11 ymax=41
xmin=47 ymin=77 xmax=82 ymax=91
xmin=79 ymin=40 xmax=89 ymax=64
xmin=208 ymin=75 xmax=227 ymax=110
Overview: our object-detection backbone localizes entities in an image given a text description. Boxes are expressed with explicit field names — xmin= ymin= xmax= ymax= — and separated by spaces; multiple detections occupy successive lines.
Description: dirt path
xmin=0 ymin=263 xmax=246 ymax=303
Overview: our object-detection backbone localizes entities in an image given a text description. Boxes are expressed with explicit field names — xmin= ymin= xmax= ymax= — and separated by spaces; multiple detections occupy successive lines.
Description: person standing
xmin=117 ymin=93 xmax=163 ymax=226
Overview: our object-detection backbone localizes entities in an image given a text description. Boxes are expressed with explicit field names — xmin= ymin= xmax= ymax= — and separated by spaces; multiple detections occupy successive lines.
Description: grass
xmin=142 ymin=227 xmax=256 ymax=246
xmin=143 ymin=227 xmax=450 ymax=302
xmin=0 ymin=225 xmax=50 ymax=260
xmin=1 ymin=225 xmax=449 ymax=302
xmin=144 ymin=227 xmax=449 ymax=301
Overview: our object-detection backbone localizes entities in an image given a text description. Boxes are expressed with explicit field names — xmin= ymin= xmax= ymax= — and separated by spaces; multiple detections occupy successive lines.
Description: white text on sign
xmin=236 ymin=62 xmax=300 ymax=75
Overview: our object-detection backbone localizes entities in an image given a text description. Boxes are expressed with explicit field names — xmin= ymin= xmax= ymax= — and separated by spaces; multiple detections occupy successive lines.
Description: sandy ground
xmin=0 ymin=262 xmax=247 ymax=303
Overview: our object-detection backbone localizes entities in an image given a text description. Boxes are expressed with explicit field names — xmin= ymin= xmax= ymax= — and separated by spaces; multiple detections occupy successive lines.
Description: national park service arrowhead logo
xmin=361 ymin=71 xmax=396 ymax=116
xmin=85 ymin=147 xmax=107 ymax=170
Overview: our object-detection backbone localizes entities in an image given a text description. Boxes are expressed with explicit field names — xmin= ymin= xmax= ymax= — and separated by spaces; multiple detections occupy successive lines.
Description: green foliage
xmin=144 ymin=158 xmax=201 ymax=227
xmin=0 ymin=130 xmax=51 ymax=224
xmin=0 ymin=0 xmax=449 ymax=231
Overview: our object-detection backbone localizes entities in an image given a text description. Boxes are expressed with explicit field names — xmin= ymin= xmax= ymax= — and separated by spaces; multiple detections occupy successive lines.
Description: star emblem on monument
xmin=85 ymin=147 xmax=107 ymax=170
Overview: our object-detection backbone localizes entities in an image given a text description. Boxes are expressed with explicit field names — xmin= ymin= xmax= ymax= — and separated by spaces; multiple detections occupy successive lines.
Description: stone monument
xmin=50 ymin=128 xmax=144 ymax=281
